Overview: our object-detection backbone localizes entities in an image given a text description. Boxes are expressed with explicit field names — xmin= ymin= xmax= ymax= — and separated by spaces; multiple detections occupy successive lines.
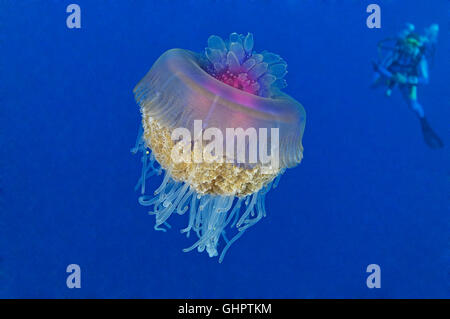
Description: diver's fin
xmin=420 ymin=117 xmax=444 ymax=149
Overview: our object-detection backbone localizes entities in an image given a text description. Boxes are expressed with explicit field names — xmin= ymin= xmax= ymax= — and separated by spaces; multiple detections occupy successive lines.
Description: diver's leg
xmin=401 ymin=85 xmax=424 ymax=117
xmin=409 ymin=98 xmax=425 ymax=118
xmin=401 ymin=85 xmax=443 ymax=148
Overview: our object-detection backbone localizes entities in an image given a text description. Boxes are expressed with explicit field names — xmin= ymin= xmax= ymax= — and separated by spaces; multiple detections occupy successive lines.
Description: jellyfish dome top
xmin=132 ymin=32 xmax=306 ymax=262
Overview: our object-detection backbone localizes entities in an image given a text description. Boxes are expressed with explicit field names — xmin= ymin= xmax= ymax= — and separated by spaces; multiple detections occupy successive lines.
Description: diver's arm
xmin=376 ymin=64 xmax=393 ymax=78
xmin=408 ymin=57 xmax=429 ymax=85
xmin=375 ymin=53 xmax=395 ymax=79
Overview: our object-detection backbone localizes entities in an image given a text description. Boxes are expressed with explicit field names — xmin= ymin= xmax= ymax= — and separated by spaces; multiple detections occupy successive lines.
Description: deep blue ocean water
xmin=0 ymin=0 xmax=449 ymax=298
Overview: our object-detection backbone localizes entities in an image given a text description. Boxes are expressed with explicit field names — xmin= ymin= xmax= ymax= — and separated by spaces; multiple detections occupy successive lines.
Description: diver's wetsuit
xmin=376 ymin=41 xmax=427 ymax=117
xmin=373 ymin=39 xmax=443 ymax=148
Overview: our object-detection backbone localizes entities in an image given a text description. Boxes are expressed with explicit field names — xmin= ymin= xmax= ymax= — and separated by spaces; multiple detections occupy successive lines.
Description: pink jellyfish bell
xmin=132 ymin=32 xmax=306 ymax=262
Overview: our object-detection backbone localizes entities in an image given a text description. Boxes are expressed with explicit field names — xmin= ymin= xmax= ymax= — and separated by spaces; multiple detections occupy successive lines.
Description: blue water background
xmin=1 ymin=0 xmax=449 ymax=298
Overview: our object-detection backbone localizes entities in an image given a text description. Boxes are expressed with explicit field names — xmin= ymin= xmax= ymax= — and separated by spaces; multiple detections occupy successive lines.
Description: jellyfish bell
xmin=132 ymin=32 xmax=306 ymax=262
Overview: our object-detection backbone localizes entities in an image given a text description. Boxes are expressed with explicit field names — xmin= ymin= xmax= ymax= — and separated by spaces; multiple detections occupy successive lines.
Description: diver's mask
xmin=404 ymin=35 xmax=422 ymax=55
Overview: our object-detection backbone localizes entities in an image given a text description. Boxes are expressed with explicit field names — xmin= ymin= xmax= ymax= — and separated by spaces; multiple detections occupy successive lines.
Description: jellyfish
xmin=132 ymin=32 xmax=306 ymax=262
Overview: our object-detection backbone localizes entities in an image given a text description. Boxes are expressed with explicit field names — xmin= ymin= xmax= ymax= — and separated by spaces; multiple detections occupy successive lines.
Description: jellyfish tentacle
xmin=180 ymin=195 xmax=198 ymax=237
xmin=135 ymin=145 xmax=280 ymax=262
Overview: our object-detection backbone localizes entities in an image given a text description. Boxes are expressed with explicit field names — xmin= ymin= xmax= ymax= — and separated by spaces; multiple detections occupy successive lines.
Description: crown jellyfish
xmin=132 ymin=32 xmax=306 ymax=262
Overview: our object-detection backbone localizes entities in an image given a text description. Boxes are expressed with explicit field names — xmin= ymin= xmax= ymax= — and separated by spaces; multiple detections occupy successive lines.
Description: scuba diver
xmin=372 ymin=23 xmax=443 ymax=149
